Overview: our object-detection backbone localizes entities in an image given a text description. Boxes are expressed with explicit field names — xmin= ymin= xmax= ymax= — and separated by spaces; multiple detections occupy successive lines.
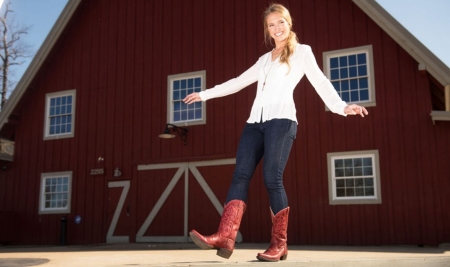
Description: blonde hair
xmin=263 ymin=4 xmax=299 ymax=71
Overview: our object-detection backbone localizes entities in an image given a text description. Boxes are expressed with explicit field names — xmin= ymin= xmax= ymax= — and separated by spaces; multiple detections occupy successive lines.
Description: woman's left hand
xmin=344 ymin=104 xmax=369 ymax=117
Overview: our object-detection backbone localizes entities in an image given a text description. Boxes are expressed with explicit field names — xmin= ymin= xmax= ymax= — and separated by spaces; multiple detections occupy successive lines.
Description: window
xmin=327 ymin=150 xmax=381 ymax=205
xmin=323 ymin=45 xmax=376 ymax=107
xmin=39 ymin=171 xmax=72 ymax=214
xmin=44 ymin=90 xmax=76 ymax=140
xmin=167 ymin=71 xmax=206 ymax=126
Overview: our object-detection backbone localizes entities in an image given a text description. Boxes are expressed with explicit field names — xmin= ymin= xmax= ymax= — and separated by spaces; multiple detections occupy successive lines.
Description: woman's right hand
xmin=183 ymin=92 xmax=202 ymax=104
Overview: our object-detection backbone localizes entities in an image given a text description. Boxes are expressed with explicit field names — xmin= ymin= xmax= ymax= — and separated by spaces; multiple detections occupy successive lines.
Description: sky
xmin=1 ymin=0 xmax=449 ymax=90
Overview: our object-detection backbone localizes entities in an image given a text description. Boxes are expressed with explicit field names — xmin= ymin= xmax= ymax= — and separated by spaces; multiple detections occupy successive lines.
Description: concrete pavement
xmin=1 ymin=243 xmax=450 ymax=267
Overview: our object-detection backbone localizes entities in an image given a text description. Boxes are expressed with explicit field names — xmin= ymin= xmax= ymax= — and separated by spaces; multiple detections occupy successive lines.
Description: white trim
xmin=0 ymin=0 xmax=82 ymax=132
xmin=39 ymin=171 xmax=73 ymax=214
xmin=167 ymin=70 xmax=207 ymax=127
xmin=43 ymin=89 xmax=77 ymax=140
xmin=352 ymin=0 xmax=450 ymax=86
xmin=327 ymin=150 xmax=382 ymax=205
xmin=323 ymin=45 xmax=376 ymax=108
xmin=431 ymin=111 xmax=450 ymax=124
xmin=136 ymin=158 xmax=241 ymax=243
xmin=107 ymin=181 xmax=131 ymax=244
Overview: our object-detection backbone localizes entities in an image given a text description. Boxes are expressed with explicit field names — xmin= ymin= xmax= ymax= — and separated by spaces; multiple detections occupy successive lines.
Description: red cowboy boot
xmin=189 ymin=200 xmax=246 ymax=259
xmin=256 ymin=207 xmax=289 ymax=262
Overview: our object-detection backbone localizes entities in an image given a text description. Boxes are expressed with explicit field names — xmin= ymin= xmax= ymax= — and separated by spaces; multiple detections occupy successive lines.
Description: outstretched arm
xmin=184 ymin=60 xmax=259 ymax=104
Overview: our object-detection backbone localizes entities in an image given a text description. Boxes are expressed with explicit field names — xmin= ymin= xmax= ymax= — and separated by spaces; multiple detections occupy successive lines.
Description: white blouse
xmin=199 ymin=44 xmax=347 ymax=124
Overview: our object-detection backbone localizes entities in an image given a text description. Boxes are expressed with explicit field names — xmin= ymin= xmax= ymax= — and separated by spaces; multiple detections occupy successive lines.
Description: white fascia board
xmin=352 ymin=0 xmax=450 ymax=86
xmin=0 ymin=0 xmax=83 ymax=133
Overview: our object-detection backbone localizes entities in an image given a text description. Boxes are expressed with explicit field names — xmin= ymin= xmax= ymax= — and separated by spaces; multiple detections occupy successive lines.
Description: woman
xmin=184 ymin=3 xmax=368 ymax=262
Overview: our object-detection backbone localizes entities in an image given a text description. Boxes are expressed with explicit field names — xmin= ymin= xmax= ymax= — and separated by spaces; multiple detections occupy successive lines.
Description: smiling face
xmin=265 ymin=12 xmax=291 ymax=46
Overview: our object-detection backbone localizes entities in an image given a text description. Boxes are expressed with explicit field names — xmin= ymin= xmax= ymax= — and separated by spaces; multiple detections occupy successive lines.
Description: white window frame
xmin=43 ymin=90 xmax=77 ymax=140
xmin=167 ymin=70 xmax=206 ymax=127
xmin=327 ymin=150 xmax=382 ymax=205
xmin=323 ymin=45 xmax=376 ymax=109
xmin=39 ymin=171 xmax=73 ymax=214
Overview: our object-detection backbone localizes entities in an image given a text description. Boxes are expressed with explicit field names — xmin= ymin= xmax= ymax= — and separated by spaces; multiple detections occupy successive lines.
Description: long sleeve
xmin=302 ymin=45 xmax=347 ymax=116
xmin=199 ymin=61 xmax=259 ymax=101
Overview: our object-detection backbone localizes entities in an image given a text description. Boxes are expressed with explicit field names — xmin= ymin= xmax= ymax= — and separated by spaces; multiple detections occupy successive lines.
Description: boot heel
xmin=217 ymin=248 xmax=233 ymax=259
xmin=280 ymin=254 xmax=288 ymax=261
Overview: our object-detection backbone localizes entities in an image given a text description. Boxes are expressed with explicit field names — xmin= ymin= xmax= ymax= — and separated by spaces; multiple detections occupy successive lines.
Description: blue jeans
xmin=225 ymin=119 xmax=297 ymax=214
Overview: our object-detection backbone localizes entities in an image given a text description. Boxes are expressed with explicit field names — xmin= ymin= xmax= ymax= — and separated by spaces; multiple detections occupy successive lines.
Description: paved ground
xmin=0 ymin=243 xmax=450 ymax=267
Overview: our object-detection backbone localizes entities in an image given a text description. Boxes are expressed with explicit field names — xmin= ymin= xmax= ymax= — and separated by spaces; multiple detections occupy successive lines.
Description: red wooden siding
xmin=0 ymin=0 xmax=449 ymax=246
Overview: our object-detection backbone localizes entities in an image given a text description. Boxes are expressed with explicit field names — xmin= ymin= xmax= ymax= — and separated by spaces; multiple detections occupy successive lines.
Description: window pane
xmin=345 ymin=167 xmax=353 ymax=176
xmin=181 ymin=111 xmax=187 ymax=121
xmin=364 ymin=178 xmax=374 ymax=186
xmin=346 ymin=188 xmax=355 ymax=196
xmin=340 ymin=68 xmax=348 ymax=79
xmin=331 ymin=69 xmax=339 ymax=80
xmin=350 ymin=79 xmax=358 ymax=90
xmin=344 ymin=159 xmax=353 ymax=167
xmin=334 ymin=159 xmax=343 ymax=168
xmin=360 ymin=89 xmax=369 ymax=101
xmin=174 ymin=81 xmax=180 ymax=90
xmin=336 ymin=189 xmax=346 ymax=197
xmin=341 ymin=80 xmax=349 ymax=91
xmin=174 ymin=101 xmax=181 ymax=111
xmin=364 ymin=167 xmax=373 ymax=175
xmin=345 ymin=179 xmax=354 ymax=187
xmin=174 ymin=111 xmax=180 ymax=122
xmin=188 ymin=110 xmax=194 ymax=120
xmin=173 ymin=91 xmax=179 ymax=100
xmin=357 ymin=53 xmax=367 ymax=64
xmin=339 ymin=56 xmax=348 ymax=67
xmin=188 ymin=78 xmax=194 ymax=88
xmin=195 ymin=77 xmax=201 ymax=87
xmin=180 ymin=80 xmax=186 ymax=89
xmin=355 ymin=188 xmax=364 ymax=196
xmin=365 ymin=187 xmax=374 ymax=196
xmin=330 ymin=57 xmax=339 ymax=68
xmin=358 ymin=65 xmax=367 ymax=76
xmin=341 ymin=92 xmax=349 ymax=102
xmin=349 ymin=67 xmax=357 ymax=77
xmin=363 ymin=157 xmax=372 ymax=166
xmin=336 ymin=179 xmax=345 ymax=188
xmin=355 ymin=178 xmax=364 ymax=187
xmin=350 ymin=90 xmax=359 ymax=102
xmin=354 ymin=167 xmax=363 ymax=176
xmin=335 ymin=168 xmax=344 ymax=177
xmin=348 ymin=55 xmax=357 ymax=66
xmin=195 ymin=109 xmax=202 ymax=119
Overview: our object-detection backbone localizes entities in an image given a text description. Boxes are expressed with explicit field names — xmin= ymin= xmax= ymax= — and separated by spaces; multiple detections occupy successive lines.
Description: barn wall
xmin=0 ymin=0 xmax=449 ymax=246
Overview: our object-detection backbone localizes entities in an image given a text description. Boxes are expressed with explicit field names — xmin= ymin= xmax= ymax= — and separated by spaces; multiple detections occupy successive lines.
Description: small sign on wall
xmin=90 ymin=168 xmax=105 ymax=175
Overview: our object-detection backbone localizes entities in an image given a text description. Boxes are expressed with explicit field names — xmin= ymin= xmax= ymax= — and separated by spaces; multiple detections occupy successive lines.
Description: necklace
xmin=262 ymin=51 xmax=278 ymax=91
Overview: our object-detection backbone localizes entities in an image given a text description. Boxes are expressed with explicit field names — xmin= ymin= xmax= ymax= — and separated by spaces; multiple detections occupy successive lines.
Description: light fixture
xmin=159 ymin=123 xmax=188 ymax=145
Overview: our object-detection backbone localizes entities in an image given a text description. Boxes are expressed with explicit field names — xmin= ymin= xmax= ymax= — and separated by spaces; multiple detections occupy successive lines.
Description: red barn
xmin=0 ymin=0 xmax=449 ymax=246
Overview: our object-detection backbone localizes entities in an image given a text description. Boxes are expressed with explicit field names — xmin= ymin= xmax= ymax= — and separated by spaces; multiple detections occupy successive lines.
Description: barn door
xmin=136 ymin=158 xmax=240 ymax=243
xmin=106 ymin=180 xmax=131 ymax=243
